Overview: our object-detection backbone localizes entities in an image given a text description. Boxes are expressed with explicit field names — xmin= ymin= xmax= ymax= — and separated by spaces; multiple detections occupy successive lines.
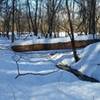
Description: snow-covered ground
xmin=72 ymin=42 xmax=100 ymax=81
xmin=1 ymin=35 xmax=100 ymax=100
xmin=12 ymin=34 xmax=100 ymax=46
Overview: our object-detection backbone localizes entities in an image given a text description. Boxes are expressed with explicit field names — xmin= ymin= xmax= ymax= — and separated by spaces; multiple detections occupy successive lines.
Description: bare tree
xmin=4 ymin=0 xmax=11 ymax=39
xmin=26 ymin=0 xmax=35 ymax=36
xmin=34 ymin=0 xmax=39 ymax=36
xmin=66 ymin=0 xmax=79 ymax=62
xmin=46 ymin=0 xmax=62 ymax=38
xmin=88 ymin=0 xmax=96 ymax=38
xmin=11 ymin=0 xmax=16 ymax=42
xmin=75 ymin=0 xmax=97 ymax=37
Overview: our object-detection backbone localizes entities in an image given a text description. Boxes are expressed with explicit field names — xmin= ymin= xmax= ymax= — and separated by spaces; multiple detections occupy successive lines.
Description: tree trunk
xmin=11 ymin=0 xmax=15 ymax=43
xmin=88 ymin=0 xmax=96 ymax=38
xmin=66 ymin=0 xmax=79 ymax=62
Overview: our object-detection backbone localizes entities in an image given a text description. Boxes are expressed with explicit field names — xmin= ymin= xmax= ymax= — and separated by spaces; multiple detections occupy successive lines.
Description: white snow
xmin=1 ymin=35 xmax=100 ymax=100
xmin=12 ymin=34 xmax=99 ymax=46
xmin=29 ymin=82 xmax=100 ymax=100
xmin=72 ymin=42 xmax=100 ymax=80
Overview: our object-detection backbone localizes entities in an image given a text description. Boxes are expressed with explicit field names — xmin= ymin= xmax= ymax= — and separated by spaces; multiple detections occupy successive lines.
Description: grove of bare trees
xmin=0 ymin=0 xmax=100 ymax=61
xmin=0 ymin=0 xmax=99 ymax=39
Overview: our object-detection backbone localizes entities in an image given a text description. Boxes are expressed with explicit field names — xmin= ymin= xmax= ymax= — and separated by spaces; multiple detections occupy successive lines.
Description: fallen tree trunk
xmin=11 ymin=39 xmax=100 ymax=52
xmin=57 ymin=64 xmax=99 ymax=82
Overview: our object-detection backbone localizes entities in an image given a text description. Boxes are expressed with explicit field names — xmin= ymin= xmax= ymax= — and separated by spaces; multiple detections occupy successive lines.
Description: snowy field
xmin=0 ymin=35 xmax=100 ymax=100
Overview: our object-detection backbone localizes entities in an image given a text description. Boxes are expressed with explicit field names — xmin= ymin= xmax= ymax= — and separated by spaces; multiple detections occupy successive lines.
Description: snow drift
xmin=72 ymin=42 xmax=100 ymax=80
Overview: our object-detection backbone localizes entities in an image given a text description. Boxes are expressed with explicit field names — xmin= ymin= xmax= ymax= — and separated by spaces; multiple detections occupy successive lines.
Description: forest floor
xmin=0 ymin=35 xmax=100 ymax=100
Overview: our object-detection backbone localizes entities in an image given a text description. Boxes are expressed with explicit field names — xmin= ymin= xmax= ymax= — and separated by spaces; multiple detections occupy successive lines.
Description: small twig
xmin=12 ymin=53 xmax=22 ymax=75
xmin=15 ymin=58 xmax=20 ymax=75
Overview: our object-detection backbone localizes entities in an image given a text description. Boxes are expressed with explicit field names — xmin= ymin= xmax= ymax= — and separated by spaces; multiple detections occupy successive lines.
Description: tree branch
xmin=15 ymin=69 xmax=60 ymax=79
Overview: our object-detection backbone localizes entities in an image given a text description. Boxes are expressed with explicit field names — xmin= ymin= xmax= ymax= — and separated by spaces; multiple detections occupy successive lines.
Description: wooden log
xmin=11 ymin=39 xmax=100 ymax=52
xmin=57 ymin=64 xmax=100 ymax=82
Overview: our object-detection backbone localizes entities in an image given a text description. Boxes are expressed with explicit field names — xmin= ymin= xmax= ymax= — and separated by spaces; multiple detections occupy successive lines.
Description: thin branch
xmin=15 ymin=69 xmax=60 ymax=79
xmin=12 ymin=53 xmax=22 ymax=75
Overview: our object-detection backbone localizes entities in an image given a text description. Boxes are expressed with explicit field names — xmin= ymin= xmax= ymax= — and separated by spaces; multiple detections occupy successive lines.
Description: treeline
xmin=0 ymin=0 xmax=100 ymax=40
